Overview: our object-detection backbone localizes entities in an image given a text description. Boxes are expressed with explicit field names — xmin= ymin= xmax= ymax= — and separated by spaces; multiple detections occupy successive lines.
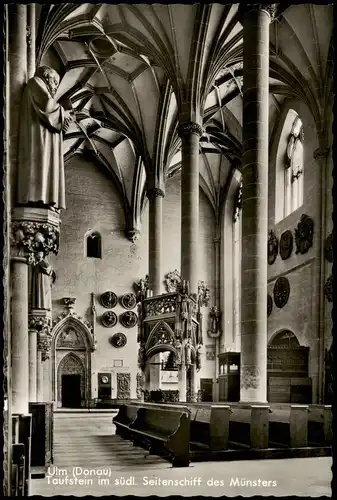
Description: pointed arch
xmin=51 ymin=315 xmax=95 ymax=351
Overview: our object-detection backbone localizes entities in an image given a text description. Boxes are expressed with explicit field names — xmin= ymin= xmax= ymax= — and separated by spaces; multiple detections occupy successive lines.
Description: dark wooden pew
xmin=308 ymin=405 xmax=332 ymax=445
xmin=113 ymin=404 xmax=190 ymax=467
xmin=129 ymin=406 xmax=190 ymax=467
xmin=268 ymin=405 xmax=308 ymax=448
xmin=189 ymin=405 xmax=231 ymax=451
xmin=112 ymin=404 xmax=140 ymax=438
xmin=229 ymin=406 xmax=270 ymax=449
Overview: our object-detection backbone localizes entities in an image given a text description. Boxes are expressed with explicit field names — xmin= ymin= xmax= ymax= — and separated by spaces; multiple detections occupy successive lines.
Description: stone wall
xmin=50 ymin=158 xmax=217 ymax=401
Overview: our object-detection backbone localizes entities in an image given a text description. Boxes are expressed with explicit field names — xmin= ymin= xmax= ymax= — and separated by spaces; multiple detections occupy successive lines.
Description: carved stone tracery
xmin=117 ymin=373 xmax=131 ymax=399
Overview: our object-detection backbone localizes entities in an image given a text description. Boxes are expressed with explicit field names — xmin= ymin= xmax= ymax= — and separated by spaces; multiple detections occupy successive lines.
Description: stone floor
xmin=30 ymin=411 xmax=332 ymax=497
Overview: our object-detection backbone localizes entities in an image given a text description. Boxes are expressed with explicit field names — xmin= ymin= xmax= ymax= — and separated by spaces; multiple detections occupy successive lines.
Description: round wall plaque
xmin=120 ymin=310 xmax=138 ymax=328
xmin=324 ymin=275 xmax=332 ymax=302
xmin=280 ymin=230 xmax=293 ymax=260
xmin=101 ymin=376 xmax=109 ymax=384
xmin=100 ymin=291 xmax=117 ymax=309
xmin=121 ymin=292 xmax=137 ymax=310
xmin=267 ymin=294 xmax=273 ymax=317
xmin=273 ymin=277 xmax=290 ymax=309
xmin=268 ymin=230 xmax=279 ymax=265
xmin=101 ymin=311 xmax=117 ymax=328
xmin=324 ymin=233 xmax=333 ymax=263
xmin=295 ymin=214 xmax=314 ymax=254
xmin=110 ymin=332 xmax=127 ymax=348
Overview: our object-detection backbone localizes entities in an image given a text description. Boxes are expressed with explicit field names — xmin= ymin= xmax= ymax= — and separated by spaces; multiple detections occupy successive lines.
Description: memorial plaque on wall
xmin=268 ymin=230 xmax=278 ymax=265
xmin=295 ymin=214 xmax=314 ymax=254
xmin=273 ymin=277 xmax=290 ymax=308
xmin=324 ymin=233 xmax=333 ymax=263
xmin=100 ymin=291 xmax=117 ymax=308
xmin=267 ymin=294 xmax=273 ymax=317
xmin=280 ymin=230 xmax=293 ymax=260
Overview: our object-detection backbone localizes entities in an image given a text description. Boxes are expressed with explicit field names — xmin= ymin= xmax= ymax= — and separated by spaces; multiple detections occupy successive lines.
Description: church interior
xmin=3 ymin=3 xmax=334 ymax=497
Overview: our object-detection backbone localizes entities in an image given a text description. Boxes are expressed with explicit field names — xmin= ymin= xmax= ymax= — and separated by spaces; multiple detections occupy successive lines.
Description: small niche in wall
xmin=85 ymin=231 xmax=102 ymax=258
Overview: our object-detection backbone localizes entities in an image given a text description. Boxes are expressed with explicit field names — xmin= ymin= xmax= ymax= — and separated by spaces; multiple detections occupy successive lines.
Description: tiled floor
xmin=30 ymin=411 xmax=332 ymax=497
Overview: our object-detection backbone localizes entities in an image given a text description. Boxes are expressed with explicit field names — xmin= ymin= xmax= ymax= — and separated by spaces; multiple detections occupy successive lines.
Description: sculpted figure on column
xmin=31 ymin=251 xmax=55 ymax=310
xmin=17 ymin=66 xmax=74 ymax=211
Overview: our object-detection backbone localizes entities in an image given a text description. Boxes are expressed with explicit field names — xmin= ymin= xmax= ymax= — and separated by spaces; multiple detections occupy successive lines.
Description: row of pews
xmin=112 ymin=402 xmax=332 ymax=467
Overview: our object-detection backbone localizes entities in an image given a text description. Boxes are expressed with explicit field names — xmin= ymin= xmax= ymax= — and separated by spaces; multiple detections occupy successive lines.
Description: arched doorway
xmin=51 ymin=315 xmax=95 ymax=408
xmin=267 ymin=330 xmax=311 ymax=403
xmin=58 ymin=353 xmax=84 ymax=408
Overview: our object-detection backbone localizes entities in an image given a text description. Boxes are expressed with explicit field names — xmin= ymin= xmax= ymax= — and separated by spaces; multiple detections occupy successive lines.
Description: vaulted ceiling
xmin=35 ymin=4 xmax=333 ymax=235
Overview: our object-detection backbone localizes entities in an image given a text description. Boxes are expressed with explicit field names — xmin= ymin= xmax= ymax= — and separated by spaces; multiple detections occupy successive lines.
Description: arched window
xmin=86 ymin=231 xmax=102 ymax=259
xmin=284 ymin=114 xmax=304 ymax=217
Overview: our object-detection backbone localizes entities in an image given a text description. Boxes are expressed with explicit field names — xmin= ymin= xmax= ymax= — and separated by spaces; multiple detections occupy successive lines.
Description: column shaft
xmin=148 ymin=190 xmax=164 ymax=295
xmin=11 ymin=258 xmax=29 ymax=414
xmin=27 ymin=4 xmax=36 ymax=79
xmin=178 ymin=365 xmax=187 ymax=402
xmin=36 ymin=351 xmax=44 ymax=402
xmin=240 ymin=7 xmax=271 ymax=403
xmin=28 ymin=330 xmax=37 ymax=402
xmin=8 ymin=4 xmax=27 ymax=208
xmin=179 ymin=124 xmax=202 ymax=295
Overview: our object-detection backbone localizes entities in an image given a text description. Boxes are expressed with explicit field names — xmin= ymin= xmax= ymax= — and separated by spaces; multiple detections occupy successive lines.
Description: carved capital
xmin=239 ymin=4 xmax=278 ymax=23
xmin=29 ymin=315 xmax=52 ymax=333
xmin=125 ymin=228 xmax=140 ymax=243
xmin=178 ymin=122 xmax=203 ymax=138
xmin=146 ymin=188 xmax=165 ymax=200
xmin=11 ymin=209 xmax=60 ymax=264
xmin=313 ymin=147 xmax=329 ymax=160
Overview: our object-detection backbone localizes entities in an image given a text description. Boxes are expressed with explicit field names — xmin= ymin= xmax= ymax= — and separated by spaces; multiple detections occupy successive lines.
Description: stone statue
xmin=31 ymin=252 xmax=55 ymax=310
xmin=17 ymin=66 xmax=74 ymax=211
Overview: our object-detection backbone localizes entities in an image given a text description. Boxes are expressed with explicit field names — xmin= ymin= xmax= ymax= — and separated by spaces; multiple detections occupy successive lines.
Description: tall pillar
xmin=28 ymin=328 xmax=37 ymax=402
xmin=178 ymin=122 xmax=203 ymax=295
xmin=147 ymin=188 xmax=165 ymax=295
xmin=27 ymin=4 xmax=36 ymax=79
xmin=314 ymin=147 xmax=330 ymax=403
xmin=240 ymin=5 xmax=276 ymax=402
xmin=178 ymin=365 xmax=187 ymax=402
xmin=36 ymin=351 xmax=44 ymax=402
xmin=8 ymin=4 xmax=27 ymax=208
xmin=213 ymin=235 xmax=221 ymax=401
xmin=11 ymin=207 xmax=60 ymax=405
xmin=11 ymin=258 xmax=29 ymax=414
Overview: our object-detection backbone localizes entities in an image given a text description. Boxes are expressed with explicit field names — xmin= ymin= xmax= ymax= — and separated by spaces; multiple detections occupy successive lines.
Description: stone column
xmin=11 ymin=257 xmax=29 ymax=414
xmin=37 ymin=321 xmax=53 ymax=403
xmin=214 ymin=235 xmax=221 ymax=401
xmin=11 ymin=207 xmax=60 ymax=407
xmin=28 ymin=328 xmax=37 ymax=402
xmin=36 ymin=351 xmax=44 ymax=402
xmin=240 ymin=5 xmax=275 ymax=403
xmin=178 ymin=364 xmax=187 ymax=402
xmin=27 ymin=4 xmax=36 ymax=79
xmin=8 ymin=4 xmax=27 ymax=208
xmin=314 ymin=147 xmax=330 ymax=403
xmin=178 ymin=122 xmax=203 ymax=295
xmin=147 ymin=188 xmax=165 ymax=296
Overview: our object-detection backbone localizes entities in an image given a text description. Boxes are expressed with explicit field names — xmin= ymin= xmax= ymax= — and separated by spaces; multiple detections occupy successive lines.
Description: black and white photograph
xmin=2 ymin=3 xmax=334 ymax=498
